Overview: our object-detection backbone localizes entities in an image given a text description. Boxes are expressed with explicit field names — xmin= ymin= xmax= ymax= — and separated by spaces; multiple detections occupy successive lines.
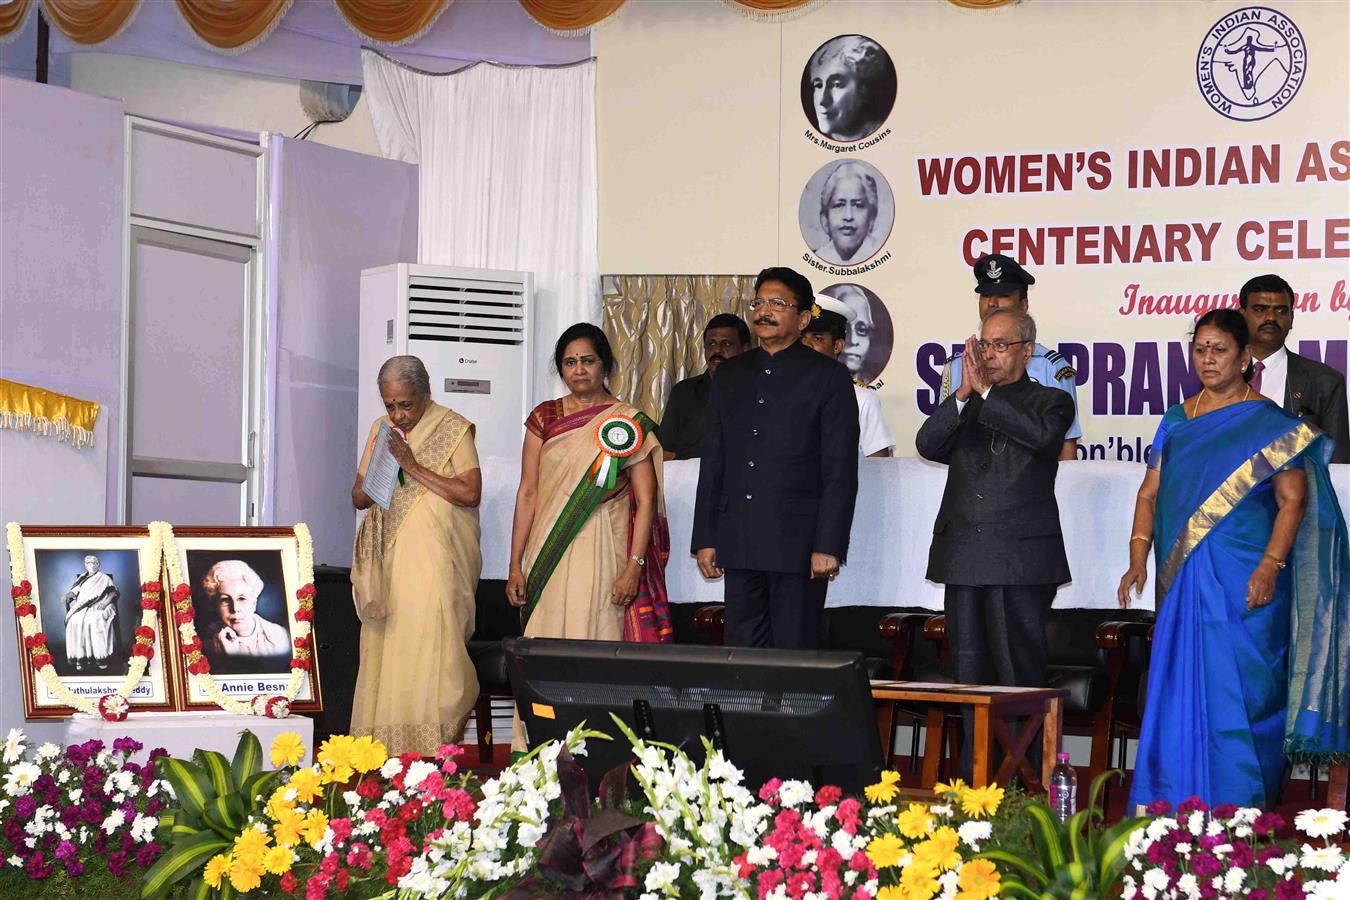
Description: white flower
xmin=3 ymin=762 xmax=41 ymax=796
xmin=1175 ymin=873 xmax=1201 ymax=899
xmin=1223 ymin=868 xmax=1246 ymax=892
xmin=747 ymin=844 xmax=777 ymax=865
xmin=131 ymin=815 xmax=158 ymax=844
xmin=0 ymin=800 xmax=8 ymax=816
xmin=930 ymin=804 xmax=953 ymax=817
xmin=1297 ymin=809 xmax=1349 ymax=840
xmin=644 ymin=861 xmax=681 ymax=891
xmin=706 ymin=752 xmax=743 ymax=785
xmin=67 ymin=789 xmax=82 ymax=804
xmin=2 ymin=728 xmax=25 ymax=764
xmin=957 ymin=820 xmax=992 ymax=849
xmin=777 ymin=780 xmax=813 ymax=808
xmin=380 ymin=757 xmax=403 ymax=780
xmin=343 ymin=790 xmax=361 ymax=807
xmin=7 ymin=855 xmax=22 ymax=868
xmin=1267 ymin=852 xmax=1298 ymax=875
xmin=100 ymin=810 xmax=126 ymax=834
xmin=1302 ymin=843 xmax=1345 ymax=873
xmin=1143 ymin=868 xmax=1170 ymax=892
xmin=404 ymin=760 xmax=436 ymax=791
xmin=35 ymin=743 xmax=59 ymax=762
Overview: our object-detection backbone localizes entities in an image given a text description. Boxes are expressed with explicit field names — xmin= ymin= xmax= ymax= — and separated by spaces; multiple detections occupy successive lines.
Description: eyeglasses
xmin=976 ymin=339 xmax=1032 ymax=353
xmin=748 ymin=297 xmax=799 ymax=312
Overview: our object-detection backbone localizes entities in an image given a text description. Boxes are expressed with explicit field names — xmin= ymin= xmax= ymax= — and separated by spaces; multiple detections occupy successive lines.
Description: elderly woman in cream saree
xmin=351 ymin=356 xmax=483 ymax=756
xmin=507 ymin=324 xmax=672 ymax=752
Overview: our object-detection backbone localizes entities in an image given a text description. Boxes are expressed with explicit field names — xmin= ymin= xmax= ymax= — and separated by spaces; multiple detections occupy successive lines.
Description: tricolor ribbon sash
xmin=523 ymin=411 xmax=654 ymax=627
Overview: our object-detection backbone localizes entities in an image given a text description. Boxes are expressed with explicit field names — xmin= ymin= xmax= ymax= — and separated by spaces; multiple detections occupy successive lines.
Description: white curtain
xmin=361 ymin=49 xmax=600 ymax=406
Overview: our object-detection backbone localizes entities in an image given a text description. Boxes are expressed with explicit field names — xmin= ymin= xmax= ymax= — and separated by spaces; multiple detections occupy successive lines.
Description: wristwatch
xmin=630 ymin=555 xmax=646 ymax=567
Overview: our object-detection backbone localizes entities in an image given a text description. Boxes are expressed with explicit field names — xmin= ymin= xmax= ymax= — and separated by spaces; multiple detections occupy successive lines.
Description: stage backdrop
xmin=596 ymin=0 xmax=1349 ymax=455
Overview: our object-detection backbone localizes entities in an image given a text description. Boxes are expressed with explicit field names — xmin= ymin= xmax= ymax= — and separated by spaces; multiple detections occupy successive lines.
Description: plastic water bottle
xmin=1048 ymin=752 xmax=1077 ymax=820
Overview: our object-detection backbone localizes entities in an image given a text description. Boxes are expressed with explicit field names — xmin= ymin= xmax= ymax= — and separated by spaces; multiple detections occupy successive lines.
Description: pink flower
xmin=1229 ymin=841 xmax=1255 ymax=868
xmin=835 ymin=797 xmax=861 ymax=834
xmin=1191 ymin=850 xmax=1222 ymax=877
xmin=329 ymin=818 xmax=352 ymax=844
xmin=1253 ymin=812 xmax=1285 ymax=836
xmin=1178 ymin=796 xmax=1209 ymax=815
xmin=1274 ymin=881 xmax=1306 ymax=900
xmin=786 ymin=870 xmax=816 ymax=898
xmin=1146 ymin=799 xmax=1172 ymax=816
xmin=848 ymin=850 xmax=870 ymax=871
xmin=1212 ymin=803 xmax=1238 ymax=820
xmin=814 ymin=785 xmax=842 ymax=807
xmin=759 ymin=778 xmax=783 ymax=803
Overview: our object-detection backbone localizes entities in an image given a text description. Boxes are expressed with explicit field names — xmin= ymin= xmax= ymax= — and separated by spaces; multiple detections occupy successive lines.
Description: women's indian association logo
xmin=1196 ymin=6 xmax=1306 ymax=122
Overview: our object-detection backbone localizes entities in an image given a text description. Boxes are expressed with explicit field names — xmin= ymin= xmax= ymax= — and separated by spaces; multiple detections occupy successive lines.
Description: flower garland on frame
xmin=159 ymin=522 xmax=315 ymax=718
xmin=5 ymin=521 xmax=163 ymax=722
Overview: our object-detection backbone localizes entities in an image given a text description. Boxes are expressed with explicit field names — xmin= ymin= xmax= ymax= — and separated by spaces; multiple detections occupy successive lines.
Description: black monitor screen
xmin=503 ymin=637 xmax=883 ymax=794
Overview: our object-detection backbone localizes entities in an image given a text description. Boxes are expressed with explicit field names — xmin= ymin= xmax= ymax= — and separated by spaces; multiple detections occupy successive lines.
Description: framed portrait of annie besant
xmin=167 ymin=528 xmax=322 ymax=713
xmin=10 ymin=527 xmax=175 ymax=717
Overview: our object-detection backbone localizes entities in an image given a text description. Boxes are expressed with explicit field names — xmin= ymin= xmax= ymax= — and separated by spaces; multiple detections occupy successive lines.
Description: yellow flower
xmin=956 ymin=859 xmax=1001 ymax=900
xmin=228 ymin=853 xmax=264 ymax=893
xmin=865 ymin=769 xmax=902 ymax=804
xmin=270 ymin=732 xmax=306 ymax=769
xmin=317 ymin=734 xmax=355 ymax=770
xmin=899 ymin=859 xmax=940 ymax=900
xmin=866 ymin=832 xmax=906 ymax=869
xmin=896 ymin=802 xmax=935 ymax=839
xmin=300 ymin=808 xmax=329 ymax=847
xmin=266 ymin=785 xmax=296 ymax=822
xmin=876 ymin=888 xmax=906 ymax=900
xmin=912 ymin=826 xmax=961 ymax=871
xmin=232 ymin=825 xmax=270 ymax=860
xmin=960 ymin=784 xmax=1005 ymax=819
xmin=272 ymin=806 xmax=305 ymax=848
xmin=321 ymin=762 xmax=354 ymax=786
xmin=203 ymin=853 xmax=230 ymax=889
xmin=263 ymin=844 xmax=293 ymax=875
xmin=350 ymin=735 xmax=388 ymax=774
xmin=288 ymin=766 xmax=323 ymax=804
xmin=933 ymin=777 xmax=968 ymax=797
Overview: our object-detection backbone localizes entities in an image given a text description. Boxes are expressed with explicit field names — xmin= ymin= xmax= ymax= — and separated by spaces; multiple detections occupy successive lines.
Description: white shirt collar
xmin=1256 ymin=344 xmax=1288 ymax=373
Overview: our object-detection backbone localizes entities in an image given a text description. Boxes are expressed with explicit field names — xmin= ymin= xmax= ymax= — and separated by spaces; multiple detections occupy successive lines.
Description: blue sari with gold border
xmin=1129 ymin=399 xmax=1349 ymax=809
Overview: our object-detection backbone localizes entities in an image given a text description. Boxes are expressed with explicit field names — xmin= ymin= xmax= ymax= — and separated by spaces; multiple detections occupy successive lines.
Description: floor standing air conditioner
xmin=358 ymin=264 xmax=533 ymax=461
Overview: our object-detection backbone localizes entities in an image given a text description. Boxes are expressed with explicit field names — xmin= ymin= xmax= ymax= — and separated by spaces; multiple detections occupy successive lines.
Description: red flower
xmin=296 ymin=584 xmax=316 ymax=600
xmin=334 ymin=869 xmax=349 ymax=892
xmin=188 ymin=658 xmax=211 ymax=675
xmin=31 ymin=653 xmax=52 ymax=670
xmin=132 ymin=645 xmax=155 ymax=661
xmin=293 ymin=635 xmax=311 ymax=651
xmin=140 ymin=581 xmax=162 ymax=594
xmin=24 ymin=632 xmax=47 ymax=649
xmin=172 ymin=584 xmax=191 ymax=602
xmin=814 ymin=785 xmax=841 ymax=807
xmin=356 ymin=779 xmax=383 ymax=800
xmin=12 ymin=581 xmax=32 ymax=599
xmin=294 ymin=608 xmax=314 ymax=623
xmin=15 ymin=602 xmax=35 ymax=618
xmin=182 ymin=637 xmax=202 ymax=654
xmin=140 ymin=597 xmax=161 ymax=610
xmin=279 ymin=871 xmax=297 ymax=894
xmin=290 ymin=658 xmax=311 ymax=671
xmin=135 ymin=626 xmax=155 ymax=640
xmin=174 ymin=610 xmax=194 ymax=625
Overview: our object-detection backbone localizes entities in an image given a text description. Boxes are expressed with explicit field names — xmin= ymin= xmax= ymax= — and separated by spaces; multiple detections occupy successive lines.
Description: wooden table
xmin=871 ymin=681 xmax=1069 ymax=792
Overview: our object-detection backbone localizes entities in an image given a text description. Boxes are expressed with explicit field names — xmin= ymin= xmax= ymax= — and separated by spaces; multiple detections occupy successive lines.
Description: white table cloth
xmin=475 ymin=456 xmax=1349 ymax=612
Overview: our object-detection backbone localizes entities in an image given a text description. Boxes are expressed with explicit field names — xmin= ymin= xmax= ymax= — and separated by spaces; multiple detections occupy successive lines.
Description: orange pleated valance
xmin=173 ymin=0 xmax=291 ymax=52
xmin=0 ymin=0 xmax=35 ymax=43
xmin=333 ymin=0 xmax=451 ymax=45
xmin=37 ymin=0 xmax=138 ymax=45
xmin=516 ymin=0 xmax=626 ymax=36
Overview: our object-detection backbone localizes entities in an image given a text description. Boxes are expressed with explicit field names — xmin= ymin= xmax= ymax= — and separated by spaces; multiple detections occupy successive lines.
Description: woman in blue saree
xmin=1119 ymin=308 xmax=1349 ymax=809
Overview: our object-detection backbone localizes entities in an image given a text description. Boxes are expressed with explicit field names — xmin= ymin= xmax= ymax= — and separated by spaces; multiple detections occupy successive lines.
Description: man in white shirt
xmin=1239 ymin=273 xmax=1348 ymax=463
xmin=802 ymin=300 xmax=895 ymax=457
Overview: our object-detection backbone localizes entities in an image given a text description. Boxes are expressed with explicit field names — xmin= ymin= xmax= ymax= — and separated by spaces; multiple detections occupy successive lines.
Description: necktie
xmin=1251 ymin=359 xmax=1264 ymax=393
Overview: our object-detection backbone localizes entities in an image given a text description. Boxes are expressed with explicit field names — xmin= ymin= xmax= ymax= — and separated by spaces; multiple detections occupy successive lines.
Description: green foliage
xmin=975 ymin=770 xmax=1148 ymax=900
xmin=139 ymin=731 xmax=283 ymax=900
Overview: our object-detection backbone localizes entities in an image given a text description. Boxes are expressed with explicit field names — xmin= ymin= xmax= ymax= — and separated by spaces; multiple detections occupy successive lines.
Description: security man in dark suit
xmin=917 ymin=308 xmax=1074 ymax=780
xmin=1239 ymin=273 xmax=1348 ymax=464
xmin=692 ymin=266 xmax=859 ymax=649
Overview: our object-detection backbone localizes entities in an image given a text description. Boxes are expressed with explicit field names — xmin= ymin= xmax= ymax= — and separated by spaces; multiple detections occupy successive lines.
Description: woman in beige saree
xmin=350 ymin=356 xmax=483 ymax=756
xmin=506 ymin=324 xmax=673 ymax=752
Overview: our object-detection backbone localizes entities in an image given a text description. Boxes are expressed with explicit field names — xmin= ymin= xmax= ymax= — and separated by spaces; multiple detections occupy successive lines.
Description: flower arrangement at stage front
xmin=1121 ymin=797 xmax=1350 ymax=899
xmin=159 ymin=522 xmax=316 ymax=717
xmin=6 ymin=521 xmax=165 ymax=721
xmin=0 ymin=729 xmax=171 ymax=892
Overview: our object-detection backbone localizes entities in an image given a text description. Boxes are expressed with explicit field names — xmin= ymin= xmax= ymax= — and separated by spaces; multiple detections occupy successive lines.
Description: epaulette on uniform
xmin=1055 ymin=365 xmax=1076 ymax=381
xmin=1043 ymin=349 xmax=1064 ymax=363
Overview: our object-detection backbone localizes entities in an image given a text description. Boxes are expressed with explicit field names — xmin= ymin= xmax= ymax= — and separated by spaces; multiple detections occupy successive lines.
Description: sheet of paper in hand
xmin=364 ymin=421 xmax=401 ymax=510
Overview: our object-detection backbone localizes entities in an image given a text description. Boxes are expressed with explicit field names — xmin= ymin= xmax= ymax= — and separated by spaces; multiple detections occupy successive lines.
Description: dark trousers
xmin=723 ymin=568 xmax=828 ymax=649
xmin=945 ymin=583 xmax=1057 ymax=782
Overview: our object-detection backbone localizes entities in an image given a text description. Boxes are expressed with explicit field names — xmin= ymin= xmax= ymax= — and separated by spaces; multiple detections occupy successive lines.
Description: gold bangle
xmin=1130 ymin=535 xmax=1151 ymax=543
xmin=1262 ymin=553 xmax=1286 ymax=570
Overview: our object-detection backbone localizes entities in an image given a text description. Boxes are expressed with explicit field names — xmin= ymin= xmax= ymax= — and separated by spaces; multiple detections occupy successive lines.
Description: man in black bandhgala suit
xmin=692 ymin=266 xmax=859 ymax=650
xmin=917 ymin=308 xmax=1073 ymax=780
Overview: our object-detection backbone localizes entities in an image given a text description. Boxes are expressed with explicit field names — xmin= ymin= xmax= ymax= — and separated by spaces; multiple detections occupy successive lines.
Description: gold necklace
xmin=1191 ymin=384 xmax=1251 ymax=417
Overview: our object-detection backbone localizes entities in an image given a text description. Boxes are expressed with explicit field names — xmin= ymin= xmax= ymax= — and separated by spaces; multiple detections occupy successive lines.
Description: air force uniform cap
xmin=973 ymin=253 xmax=1035 ymax=296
